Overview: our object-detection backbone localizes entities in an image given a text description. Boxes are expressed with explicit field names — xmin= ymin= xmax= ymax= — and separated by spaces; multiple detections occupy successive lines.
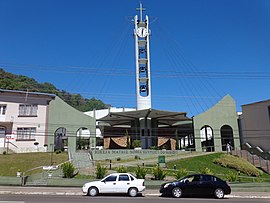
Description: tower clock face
xmin=136 ymin=27 xmax=148 ymax=37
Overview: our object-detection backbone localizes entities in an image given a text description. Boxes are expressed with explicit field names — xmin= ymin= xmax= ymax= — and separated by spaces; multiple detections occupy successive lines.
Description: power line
xmin=2 ymin=64 xmax=270 ymax=79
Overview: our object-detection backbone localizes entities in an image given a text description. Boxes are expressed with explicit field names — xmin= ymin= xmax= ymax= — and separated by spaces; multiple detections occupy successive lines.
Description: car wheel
xmin=88 ymin=187 xmax=98 ymax=197
xmin=128 ymin=187 xmax=138 ymax=197
xmin=172 ymin=187 xmax=182 ymax=198
xmin=214 ymin=188 xmax=224 ymax=199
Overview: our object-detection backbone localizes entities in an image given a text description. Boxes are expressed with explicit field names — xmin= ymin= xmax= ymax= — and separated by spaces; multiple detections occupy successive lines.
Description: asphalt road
xmin=0 ymin=195 xmax=270 ymax=203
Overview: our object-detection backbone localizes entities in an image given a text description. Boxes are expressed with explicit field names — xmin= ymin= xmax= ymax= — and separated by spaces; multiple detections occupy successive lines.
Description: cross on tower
xmin=136 ymin=0 xmax=146 ymax=22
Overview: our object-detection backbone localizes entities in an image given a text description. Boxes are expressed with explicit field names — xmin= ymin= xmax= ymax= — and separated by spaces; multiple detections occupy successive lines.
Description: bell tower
xmin=134 ymin=1 xmax=152 ymax=110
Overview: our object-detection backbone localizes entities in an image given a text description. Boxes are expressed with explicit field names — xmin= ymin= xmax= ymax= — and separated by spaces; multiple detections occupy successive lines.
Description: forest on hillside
xmin=0 ymin=68 xmax=109 ymax=112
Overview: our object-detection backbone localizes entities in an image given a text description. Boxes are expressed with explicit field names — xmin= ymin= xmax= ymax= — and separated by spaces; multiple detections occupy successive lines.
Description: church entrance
xmin=220 ymin=125 xmax=234 ymax=151
xmin=54 ymin=127 xmax=67 ymax=151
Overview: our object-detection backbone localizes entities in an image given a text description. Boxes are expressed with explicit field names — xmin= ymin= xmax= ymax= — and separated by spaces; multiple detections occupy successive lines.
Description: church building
xmin=87 ymin=2 xmax=240 ymax=152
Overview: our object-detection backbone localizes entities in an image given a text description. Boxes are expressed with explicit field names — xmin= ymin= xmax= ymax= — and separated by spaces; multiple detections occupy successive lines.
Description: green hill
xmin=0 ymin=68 xmax=109 ymax=112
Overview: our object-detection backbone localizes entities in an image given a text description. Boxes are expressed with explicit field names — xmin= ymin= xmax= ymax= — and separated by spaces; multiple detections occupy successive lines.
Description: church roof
xmin=98 ymin=108 xmax=192 ymax=127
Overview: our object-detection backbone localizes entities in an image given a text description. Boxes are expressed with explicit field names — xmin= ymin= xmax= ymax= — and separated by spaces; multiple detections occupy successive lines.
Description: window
xmin=201 ymin=175 xmax=213 ymax=182
xmin=0 ymin=127 xmax=5 ymax=138
xmin=19 ymin=104 xmax=38 ymax=116
xmin=191 ymin=175 xmax=201 ymax=182
xmin=0 ymin=105 xmax=7 ymax=115
xmin=104 ymin=175 xmax=117 ymax=182
xmin=17 ymin=127 xmax=36 ymax=140
xmin=129 ymin=175 xmax=134 ymax=181
xmin=119 ymin=175 xmax=129 ymax=181
xmin=184 ymin=175 xmax=201 ymax=183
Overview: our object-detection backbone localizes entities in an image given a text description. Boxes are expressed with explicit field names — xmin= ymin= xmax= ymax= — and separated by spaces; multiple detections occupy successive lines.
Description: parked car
xmin=82 ymin=173 xmax=145 ymax=197
xmin=159 ymin=174 xmax=231 ymax=199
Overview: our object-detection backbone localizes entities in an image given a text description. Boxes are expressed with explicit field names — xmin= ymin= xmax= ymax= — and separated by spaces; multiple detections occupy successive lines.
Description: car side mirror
xmin=185 ymin=180 xmax=189 ymax=184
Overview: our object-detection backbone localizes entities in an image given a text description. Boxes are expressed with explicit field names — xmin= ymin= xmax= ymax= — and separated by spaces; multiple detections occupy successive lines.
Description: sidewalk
xmin=0 ymin=186 xmax=269 ymax=198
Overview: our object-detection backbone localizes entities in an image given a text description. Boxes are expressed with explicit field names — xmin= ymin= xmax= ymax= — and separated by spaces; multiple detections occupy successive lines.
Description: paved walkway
xmin=0 ymin=186 xmax=269 ymax=198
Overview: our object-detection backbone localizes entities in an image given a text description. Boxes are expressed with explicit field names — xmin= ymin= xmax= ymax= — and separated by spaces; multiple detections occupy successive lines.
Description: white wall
xmin=84 ymin=107 xmax=136 ymax=138
xmin=0 ymin=96 xmax=49 ymax=153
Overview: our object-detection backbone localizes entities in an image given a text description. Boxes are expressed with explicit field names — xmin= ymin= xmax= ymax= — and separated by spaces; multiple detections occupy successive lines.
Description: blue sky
xmin=0 ymin=0 xmax=270 ymax=116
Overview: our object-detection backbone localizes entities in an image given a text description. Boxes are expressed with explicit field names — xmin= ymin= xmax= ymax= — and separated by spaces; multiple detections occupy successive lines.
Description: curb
xmin=228 ymin=195 xmax=270 ymax=199
xmin=0 ymin=190 xmax=270 ymax=198
xmin=0 ymin=191 xmax=83 ymax=196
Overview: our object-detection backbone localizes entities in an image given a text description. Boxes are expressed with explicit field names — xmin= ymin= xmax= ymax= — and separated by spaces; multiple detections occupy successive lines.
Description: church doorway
xmin=220 ymin=125 xmax=234 ymax=151
xmin=54 ymin=127 xmax=67 ymax=151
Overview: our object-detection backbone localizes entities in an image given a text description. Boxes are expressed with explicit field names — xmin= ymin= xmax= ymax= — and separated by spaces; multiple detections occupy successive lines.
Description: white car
xmin=82 ymin=173 xmax=145 ymax=197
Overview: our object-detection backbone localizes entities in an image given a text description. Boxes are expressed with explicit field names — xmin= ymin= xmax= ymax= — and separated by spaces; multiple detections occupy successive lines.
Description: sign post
xmin=158 ymin=155 xmax=166 ymax=167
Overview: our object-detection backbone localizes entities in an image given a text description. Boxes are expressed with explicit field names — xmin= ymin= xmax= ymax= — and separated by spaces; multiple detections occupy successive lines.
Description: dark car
xmin=160 ymin=174 xmax=231 ymax=199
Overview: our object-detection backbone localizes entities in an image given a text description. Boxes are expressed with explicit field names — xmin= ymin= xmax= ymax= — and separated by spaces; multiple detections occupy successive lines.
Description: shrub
xmin=152 ymin=166 xmax=166 ymax=180
xmin=2 ymin=151 xmax=6 ymax=155
xmin=116 ymin=165 xmax=128 ymax=173
xmin=214 ymin=154 xmax=263 ymax=177
xmin=200 ymin=167 xmax=214 ymax=175
xmin=255 ymin=178 xmax=263 ymax=183
xmin=96 ymin=163 xmax=107 ymax=179
xmin=135 ymin=165 xmax=148 ymax=179
xmin=149 ymin=146 xmax=158 ymax=150
xmin=174 ymin=168 xmax=188 ymax=180
xmin=55 ymin=150 xmax=62 ymax=154
xmin=132 ymin=140 xmax=141 ymax=148
xmin=226 ymin=171 xmax=238 ymax=182
xmin=134 ymin=155 xmax=140 ymax=160
xmin=61 ymin=162 xmax=76 ymax=178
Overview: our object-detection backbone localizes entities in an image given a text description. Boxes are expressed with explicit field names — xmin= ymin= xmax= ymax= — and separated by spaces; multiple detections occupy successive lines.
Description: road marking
xmin=0 ymin=202 xmax=25 ymax=203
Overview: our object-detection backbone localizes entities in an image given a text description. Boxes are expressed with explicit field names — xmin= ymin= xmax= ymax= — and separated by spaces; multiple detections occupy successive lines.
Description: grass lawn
xmin=0 ymin=152 xmax=68 ymax=176
xmin=167 ymin=153 xmax=231 ymax=174
xmin=165 ymin=153 xmax=270 ymax=181
xmin=120 ymin=153 xmax=270 ymax=182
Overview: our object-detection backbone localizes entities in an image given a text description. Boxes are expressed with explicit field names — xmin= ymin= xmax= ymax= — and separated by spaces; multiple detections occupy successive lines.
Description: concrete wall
xmin=240 ymin=100 xmax=270 ymax=152
xmin=92 ymin=149 xmax=192 ymax=160
xmin=193 ymin=95 xmax=240 ymax=152
xmin=0 ymin=176 xmax=22 ymax=186
xmin=47 ymin=96 xmax=96 ymax=152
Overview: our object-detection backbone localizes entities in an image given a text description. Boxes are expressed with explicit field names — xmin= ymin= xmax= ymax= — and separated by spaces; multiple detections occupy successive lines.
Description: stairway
xmin=70 ymin=150 xmax=94 ymax=169
xmin=24 ymin=172 xmax=48 ymax=186
xmin=25 ymin=179 xmax=47 ymax=186
xmin=233 ymin=149 xmax=270 ymax=174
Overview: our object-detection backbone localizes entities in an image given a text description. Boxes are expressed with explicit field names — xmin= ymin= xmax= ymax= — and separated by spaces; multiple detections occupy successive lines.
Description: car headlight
xmin=163 ymin=183 xmax=171 ymax=188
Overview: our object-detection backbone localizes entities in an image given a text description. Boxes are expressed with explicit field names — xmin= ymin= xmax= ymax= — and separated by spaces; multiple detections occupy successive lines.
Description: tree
xmin=0 ymin=68 xmax=109 ymax=112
